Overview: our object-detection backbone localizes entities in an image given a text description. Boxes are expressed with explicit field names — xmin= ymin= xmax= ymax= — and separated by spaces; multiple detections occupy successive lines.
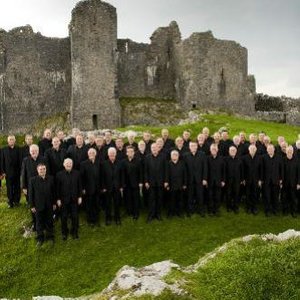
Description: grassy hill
xmin=0 ymin=113 xmax=299 ymax=299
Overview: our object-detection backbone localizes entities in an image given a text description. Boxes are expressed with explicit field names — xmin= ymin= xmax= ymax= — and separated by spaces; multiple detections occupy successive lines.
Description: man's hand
xmin=82 ymin=189 xmax=86 ymax=195
xmin=78 ymin=197 xmax=82 ymax=205
xmin=23 ymin=189 xmax=27 ymax=195
xmin=221 ymin=181 xmax=225 ymax=187
xmin=297 ymin=184 xmax=300 ymax=190
xmin=31 ymin=207 xmax=36 ymax=213
xmin=258 ymin=180 xmax=262 ymax=188
xmin=145 ymin=182 xmax=150 ymax=189
xmin=102 ymin=189 xmax=107 ymax=193
xmin=57 ymin=200 xmax=62 ymax=207
xmin=202 ymin=180 xmax=207 ymax=186
xmin=164 ymin=182 xmax=169 ymax=189
xmin=183 ymin=185 xmax=187 ymax=190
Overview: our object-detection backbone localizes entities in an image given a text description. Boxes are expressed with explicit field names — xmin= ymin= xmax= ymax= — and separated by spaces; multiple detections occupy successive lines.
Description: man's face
xmin=115 ymin=139 xmax=123 ymax=149
xmin=57 ymin=131 xmax=65 ymax=140
xmin=151 ymin=144 xmax=158 ymax=156
xmin=52 ymin=138 xmax=61 ymax=149
xmin=95 ymin=137 xmax=104 ymax=147
xmin=171 ymin=152 xmax=179 ymax=162
xmin=108 ymin=150 xmax=116 ymax=161
xmin=37 ymin=165 xmax=46 ymax=177
xmin=76 ymin=135 xmax=84 ymax=147
xmin=44 ymin=130 xmax=52 ymax=140
xmin=189 ymin=142 xmax=197 ymax=153
xmin=286 ymin=147 xmax=294 ymax=158
xmin=267 ymin=146 xmax=275 ymax=156
xmin=64 ymin=160 xmax=73 ymax=171
xmin=210 ymin=147 xmax=218 ymax=156
xmin=126 ymin=148 xmax=135 ymax=159
xmin=25 ymin=136 xmax=33 ymax=146
xmin=161 ymin=129 xmax=169 ymax=139
xmin=143 ymin=132 xmax=150 ymax=142
xmin=229 ymin=147 xmax=237 ymax=158
xmin=30 ymin=148 xmax=39 ymax=159
xmin=88 ymin=149 xmax=96 ymax=160
xmin=176 ymin=138 xmax=184 ymax=148
xmin=105 ymin=132 xmax=112 ymax=142
xmin=183 ymin=131 xmax=190 ymax=141
xmin=7 ymin=137 xmax=15 ymax=147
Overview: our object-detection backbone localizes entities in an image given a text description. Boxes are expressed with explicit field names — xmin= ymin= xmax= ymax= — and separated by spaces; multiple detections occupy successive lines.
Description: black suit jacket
xmin=80 ymin=159 xmax=101 ymax=195
xmin=45 ymin=148 xmax=67 ymax=176
xmin=261 ymin=154 xmax=283 ymax=185
xmin=183 ymin=151 xmax=208 ymax=184
xmin=165 ymin=160 xmax=187 ymax=191
xmin=56 ymin=169 xmax=82 ymax=203
xmin=28 ymin=175 xmax=55 ymax=211
xmin=122 ymin=157 xmax=143 ymax=188
xmin=67 ymin=144 xmax=88 ymax=170
xmin=225 ymin=156 xmax=244 ymax=184
xmin=242 ymin=154 xmax=262 ymax=184
xmin=1 ymin=146 xmax=22 ymax=177
xmin=101 ymin=159 xmax=123 ymax=191
xmin=282 ymin=156 xmax=300 ymax=187
xmin=207 ymin=155 xmax=226 ymax=187
xmin=21 ymin=156 xmax=47 ymax=189
xmin=144 ymin=153 xmax=167 ymax=187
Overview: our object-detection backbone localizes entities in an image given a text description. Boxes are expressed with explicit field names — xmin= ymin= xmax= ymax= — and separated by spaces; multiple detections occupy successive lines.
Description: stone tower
xmin=69 ymin=0 xmax=120 ymax=130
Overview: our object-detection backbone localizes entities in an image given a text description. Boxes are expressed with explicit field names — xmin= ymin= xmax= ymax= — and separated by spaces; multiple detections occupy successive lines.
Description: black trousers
xmin=61 ymin=202 xmax=79 ymax=236
xmin=85 ymin=194 xmax=100 ymax=224
xmin=26 ymin=194 xmax=36 ymax=230
xmin=208 ymin=183 xmax=222 ymax=214
xmin=282 ymin=185 xmax=297 ymax=214
xmin=245 ymin=181 xmax=259 ymax=212
xmin=168 ymin=189 xmax=183 ymax=216
xmin=104 ymin=188 xmax=121 ymax=223
xmin=35 ymin=207 xmax=54 ymax=242
xmin=226 ymin=181 xmax=240 ymax=211
xmin=263 ymin=183 xmax=280 ymax=214
xmin=124 ymin=187 xmax=140 ymax=218
xmin=148 ymin=186 xmax=163 ymax=220
xmin=6 ymin=176 xmax=21 ymax=206
xmin=187 ymin=183 xmax=204 ymax=214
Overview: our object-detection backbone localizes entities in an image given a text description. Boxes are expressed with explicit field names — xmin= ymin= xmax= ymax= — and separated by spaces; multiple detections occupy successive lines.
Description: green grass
xmin=0 ymin=114 xmax=299 ymax=299
xmin=179 ymin=237 xmax=300 ymax=300
xmin=0 ymin=196 xmax=299 ymax=299
xmin=118 ymin=112 xmax=300 ymax=144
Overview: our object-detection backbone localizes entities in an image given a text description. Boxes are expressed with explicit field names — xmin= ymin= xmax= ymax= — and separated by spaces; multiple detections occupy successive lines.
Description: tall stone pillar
xmin=69 ymin=0 xmax=120 ymax=130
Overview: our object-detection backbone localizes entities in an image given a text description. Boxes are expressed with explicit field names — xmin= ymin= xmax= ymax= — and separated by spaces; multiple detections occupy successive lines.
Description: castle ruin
xmin=0 ymin=0 xmax=283 ymax=133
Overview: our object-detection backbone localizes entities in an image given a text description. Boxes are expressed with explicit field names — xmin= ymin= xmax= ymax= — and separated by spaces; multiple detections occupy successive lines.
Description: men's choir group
xmin=1 ymin=127 xmax=299 ymax=246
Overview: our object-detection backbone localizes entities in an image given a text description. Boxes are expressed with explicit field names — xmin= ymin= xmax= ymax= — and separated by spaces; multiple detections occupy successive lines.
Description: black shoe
xmin=265 ymin=211 xmax=271 ymax=217
xmin=156 ymin=215 xmax=163 ymax=221
xmin=116 ymin=219 xmax=121 ymax=226
xmin=252 ymin=209 xmax=258 ymax=215
xmin=72 ymin=234 xmax=79 ymax=239
xmin=62 ymin=235 xmax=67 ymax=241
xmin=291 ymin=213 xmax=297 ymax=218
xmin=146 ymin=217 xmax=153 ymax=223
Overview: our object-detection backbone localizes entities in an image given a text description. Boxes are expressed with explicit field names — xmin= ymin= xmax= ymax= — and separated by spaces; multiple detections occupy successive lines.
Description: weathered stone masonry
xmin=1 ymin=0 xmax=296 ymax=133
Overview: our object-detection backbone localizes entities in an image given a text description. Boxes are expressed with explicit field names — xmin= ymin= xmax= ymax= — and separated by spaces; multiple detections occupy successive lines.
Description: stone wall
xmin=69 ymin=0 xmax=120 ymax=131
xmin=0 ymin=26 xmax=70 ymax=133
xmin=175 ymin=31 xmax=255 ymax=114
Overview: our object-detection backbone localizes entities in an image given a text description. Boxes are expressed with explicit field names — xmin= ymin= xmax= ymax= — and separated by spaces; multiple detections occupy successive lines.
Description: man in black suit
xmin=80 ymin=148 xmax=101 ymax=226
xmin=67 ymin=133 xmax=88 ymax=170
xmin=122 ymin=146 xmax=143 ymax=220
xmin=183 ymin=141 xmax=208 ymax=217
xmin=56 ymin=158 xmax=82 ymax=239
xmin=21 ymin=144 xmax=47 ymax=230
xmin=142 ymin=131 xmax=154 ymax=155
xmin=207 ymin=144 xmax=226 ymax=216
xmin=45 ymin=137 xmax=67 ymax=176
xmin=144 ymin=143 xmax=167 ymax=222
xmin=225 ymin=146 xmax=244 ymax=213
xmin=261 ymin=144 xmax=283 ymax=216
xmin=243 ymin=144 xmax=262 ymax=214
xmin=165 ymin=150 xmax=187 ymax=217
xmin=1 ymin=135 xmax=22 ymax=208
xmin=219 ymin=130 xmax=232 ymax=156
xmin=161 ymin=128 xmax=175 ymax=153
xmin=124 ymin=131 xmax=138 ymax=152
xmin=101 ymin=147 xmax=123 ymax=225
xmin=21 ymin=134 xmax=34 ymax=162
xmin=282 ymin=146 xmax=300 ymax=217
xmin=38 ymin=128 xmax=52 ymax=156
xmin=28 ymin=163 xmax=56 ymax=246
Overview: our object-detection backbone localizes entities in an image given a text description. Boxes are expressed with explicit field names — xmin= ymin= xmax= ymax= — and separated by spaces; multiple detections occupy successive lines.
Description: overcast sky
xmin=0 ymin=0 xmax=299 ymax=98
